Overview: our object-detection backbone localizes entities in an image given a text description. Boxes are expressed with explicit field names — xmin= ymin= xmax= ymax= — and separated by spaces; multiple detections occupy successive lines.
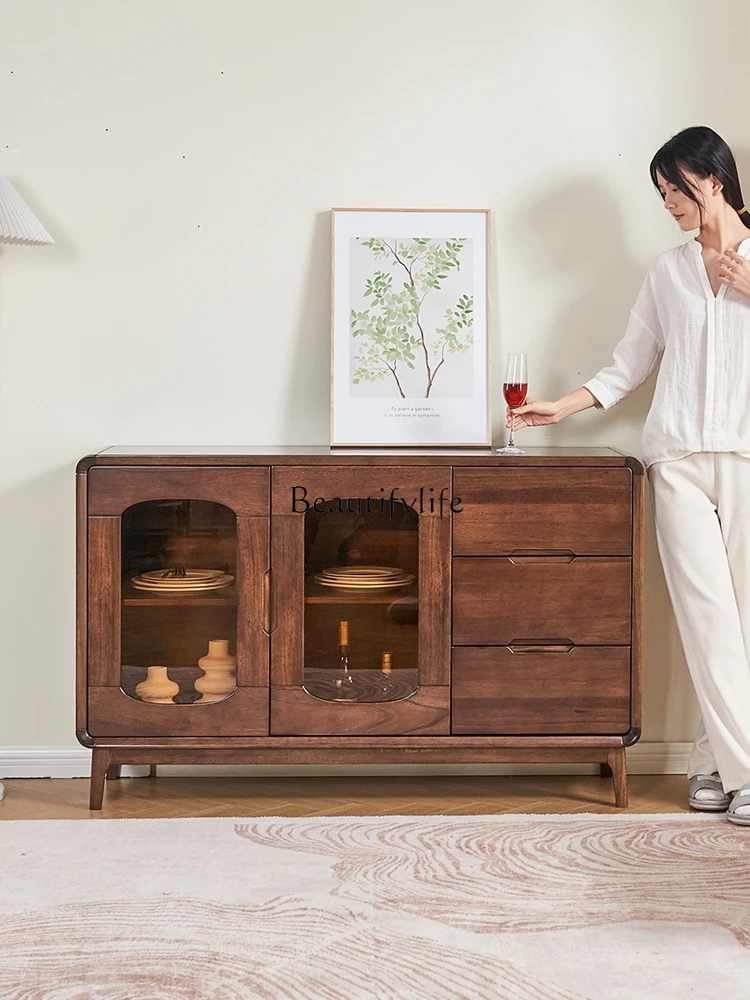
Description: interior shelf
xmin=304 ymin=579 xmax=418 ymax=605
xmin=120 ymin=664 xmax=230 ymax=704
xmin=303 ymin=667 xmax=419 ymax=703
xmin=121 ymin=580 xmax=237 ymax=607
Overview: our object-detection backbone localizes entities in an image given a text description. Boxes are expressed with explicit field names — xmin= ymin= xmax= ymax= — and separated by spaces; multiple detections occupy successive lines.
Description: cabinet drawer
xmin=451 ymin=646 xmax=631 ymax=734
xmin=452 ymin=468 xmax=632 ymax=556
xmin=452 ymin=556 xmax=631 ymax=645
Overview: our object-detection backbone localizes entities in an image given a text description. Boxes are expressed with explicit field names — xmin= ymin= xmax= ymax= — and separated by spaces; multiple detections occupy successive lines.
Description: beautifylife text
xmin=291 ymin=486 xmax=463 ymax=518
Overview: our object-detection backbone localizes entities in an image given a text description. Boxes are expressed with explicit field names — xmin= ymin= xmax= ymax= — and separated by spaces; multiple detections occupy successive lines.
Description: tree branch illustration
xmin=351 ymin=237 xmax=473 ymax=398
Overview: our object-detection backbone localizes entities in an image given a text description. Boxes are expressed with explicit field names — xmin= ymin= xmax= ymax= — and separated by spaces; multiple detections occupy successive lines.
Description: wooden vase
xmin=195 ymin=639 xmax=236 ymax=703
xmin=135 ymin=665 xmax=179 ymax=704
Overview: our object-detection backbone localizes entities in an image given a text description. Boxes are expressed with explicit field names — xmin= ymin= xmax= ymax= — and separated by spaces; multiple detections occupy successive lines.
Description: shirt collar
xmin=689 ymin=236 xmax=750 ymax=255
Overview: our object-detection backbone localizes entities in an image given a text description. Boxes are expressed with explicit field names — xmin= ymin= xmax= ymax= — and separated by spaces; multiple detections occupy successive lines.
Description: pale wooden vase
xmin=195 ymin=639 xmax=236 ymax=703
xmin=135 ymin=665 xmax=179 ymax=704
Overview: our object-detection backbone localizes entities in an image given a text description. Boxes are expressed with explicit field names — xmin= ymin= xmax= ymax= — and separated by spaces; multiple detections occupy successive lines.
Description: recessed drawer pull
xmin=508 ymin=554 xmax=576 ymax=564
xmin=508 ymin=641 xmax=575 ymax=653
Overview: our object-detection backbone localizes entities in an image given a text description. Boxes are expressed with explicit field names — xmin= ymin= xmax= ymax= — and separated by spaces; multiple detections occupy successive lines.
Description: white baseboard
xmin=0 ymin=747 xmax=149 ymax=779
xmin=0 ymin=743 xmax=692 ymax=779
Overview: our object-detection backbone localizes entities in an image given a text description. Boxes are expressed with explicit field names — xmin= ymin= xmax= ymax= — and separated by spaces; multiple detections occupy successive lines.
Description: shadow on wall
xmin=507 ymin=175 xmax=658 ymax=435
xmin=280 ymin=211 xmax=331 ymax=445
xmin=510 ymin=176 xmax=689 ymax=746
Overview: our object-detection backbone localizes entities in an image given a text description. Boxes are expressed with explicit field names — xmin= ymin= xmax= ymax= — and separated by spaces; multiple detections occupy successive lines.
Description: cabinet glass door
xmin=302 ymin=503 xmax=419 ymax=703
xmin=121 ymin=499 xmax=238 ymax=707
xmin=85 ymin=465 xmax=269 ymax=737
xmin=270 ymin=466 xmax=451 ymax=736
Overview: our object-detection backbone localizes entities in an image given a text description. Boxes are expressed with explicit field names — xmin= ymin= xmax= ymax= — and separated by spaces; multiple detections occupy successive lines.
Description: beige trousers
xmin=649 ymin=452 xmax=750 ymax=793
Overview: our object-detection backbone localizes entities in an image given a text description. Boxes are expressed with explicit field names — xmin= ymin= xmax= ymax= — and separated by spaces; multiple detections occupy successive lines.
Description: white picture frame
xmin=331 ymin=208 xmax=491 ymax=447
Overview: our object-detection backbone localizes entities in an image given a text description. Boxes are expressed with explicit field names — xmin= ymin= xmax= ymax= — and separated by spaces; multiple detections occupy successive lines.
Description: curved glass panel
xmin=302 ymin=502 xmax=419 ymax=703
xmin=120 ymin=499 xmax=237 ymax=705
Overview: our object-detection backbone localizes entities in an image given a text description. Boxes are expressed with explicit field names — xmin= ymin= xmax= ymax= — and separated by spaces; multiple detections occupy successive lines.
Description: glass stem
xmin=508 ymin=413 xmax=515 ymax=448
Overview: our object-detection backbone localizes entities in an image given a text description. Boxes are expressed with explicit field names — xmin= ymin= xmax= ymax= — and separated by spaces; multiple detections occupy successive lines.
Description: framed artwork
xmin=330 ymin=208 xmax=491 ymax=447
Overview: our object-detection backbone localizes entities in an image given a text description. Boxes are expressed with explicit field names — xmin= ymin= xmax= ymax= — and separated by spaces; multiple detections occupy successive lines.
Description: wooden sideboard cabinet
xmin=76 ymin=446 xmax=643 ymax=810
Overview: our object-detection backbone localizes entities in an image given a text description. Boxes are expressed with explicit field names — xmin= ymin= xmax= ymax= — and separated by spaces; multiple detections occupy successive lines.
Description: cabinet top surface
xmin=95 ymin=445 xmax=618 ymax=456
xmin=79 ymin=445 xmax=639 ymax=470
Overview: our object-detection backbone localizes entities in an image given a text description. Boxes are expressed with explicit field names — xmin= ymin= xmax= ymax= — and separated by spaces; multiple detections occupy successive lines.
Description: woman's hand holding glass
xmin=505 ymin=398 xmax=561 ymax=429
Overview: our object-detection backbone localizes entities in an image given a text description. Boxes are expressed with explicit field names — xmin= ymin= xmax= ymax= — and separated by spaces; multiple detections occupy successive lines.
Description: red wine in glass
xmin=503 ymin=382 xmax=528 ymax=409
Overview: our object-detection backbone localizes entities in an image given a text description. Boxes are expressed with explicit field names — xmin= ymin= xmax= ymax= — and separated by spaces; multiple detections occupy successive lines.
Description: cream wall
xmin=1 ymin=0 xmax=748 ymax=754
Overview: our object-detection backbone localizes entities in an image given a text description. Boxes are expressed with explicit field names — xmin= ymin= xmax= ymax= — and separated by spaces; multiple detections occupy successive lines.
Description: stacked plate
xmin=313 ymin=565 xmax=415 ymax=590
xmin=130 ymin=568 xmax=235 ymax=593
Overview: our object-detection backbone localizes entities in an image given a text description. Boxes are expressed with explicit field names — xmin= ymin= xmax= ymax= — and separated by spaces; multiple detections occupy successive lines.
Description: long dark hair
xmin=649 ymin=126 xmax=750 ymax=230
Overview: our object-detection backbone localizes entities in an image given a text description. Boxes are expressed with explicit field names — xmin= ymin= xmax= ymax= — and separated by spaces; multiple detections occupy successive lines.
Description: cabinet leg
xmin=149 ymin=764 xmax=157 ymax=777
xmin=90 ymin=749 xmax=111 ymax=810
xmin=607 ymin=749 xmax=628 ymax=808
xmin=106 ymin=764 xmax=122 ymax=781
xmin=599 ymin=762 xmax=613 ymax=778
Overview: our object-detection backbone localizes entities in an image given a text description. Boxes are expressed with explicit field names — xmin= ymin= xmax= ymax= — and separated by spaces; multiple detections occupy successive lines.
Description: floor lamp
xmin=0 ymin=174 xmax=54 ymax=801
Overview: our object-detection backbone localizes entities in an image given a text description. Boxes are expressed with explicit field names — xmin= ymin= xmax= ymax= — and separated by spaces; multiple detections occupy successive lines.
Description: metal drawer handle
xmin=508 ymin=641 xmax=575 ymax=653
xmin=508 ymin=554 xmax=576 ymax=564
xmin=510 ymin=548 xmax=575 ymax=557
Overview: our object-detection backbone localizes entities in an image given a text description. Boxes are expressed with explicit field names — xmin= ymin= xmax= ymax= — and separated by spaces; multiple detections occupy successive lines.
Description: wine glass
xmin=496 ymin=353 xmax=528 ymax=455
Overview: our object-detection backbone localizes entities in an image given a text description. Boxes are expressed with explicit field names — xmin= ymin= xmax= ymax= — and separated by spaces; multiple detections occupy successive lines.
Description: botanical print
xmin=349 ymin=236 xmax=474 ymax=399
xmin=331 ymin=208 xmax=489 ymax=446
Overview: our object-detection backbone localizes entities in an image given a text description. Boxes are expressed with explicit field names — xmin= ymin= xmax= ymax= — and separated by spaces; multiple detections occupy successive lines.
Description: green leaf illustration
xmin=352 ymin=236 xmax=472 ymax=397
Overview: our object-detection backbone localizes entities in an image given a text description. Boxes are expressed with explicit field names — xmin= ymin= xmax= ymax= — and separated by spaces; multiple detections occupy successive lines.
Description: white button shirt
xmin=583 ymin=236 xmax=750 ymax=468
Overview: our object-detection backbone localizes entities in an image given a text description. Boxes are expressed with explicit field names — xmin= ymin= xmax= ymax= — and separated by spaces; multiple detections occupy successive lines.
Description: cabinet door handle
xmin=508 ymin=641 xmax=575 ymax=653
xmin=263 ymin=568 xmax=275 ymax=635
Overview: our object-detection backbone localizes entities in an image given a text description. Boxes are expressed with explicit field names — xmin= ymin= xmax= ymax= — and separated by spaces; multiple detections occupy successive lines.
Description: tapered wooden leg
xmin=599 ymin=762 xmax=613 ymax=778
xmin=607 ymin=749 xmax=628 ymax=807
xmin=149 ymin=764 xmax=157 ymax=777
xmin=106 ymin=764 xmax=121 ymax=780
xmin=90 ymin=749 xmax=111 ymax=810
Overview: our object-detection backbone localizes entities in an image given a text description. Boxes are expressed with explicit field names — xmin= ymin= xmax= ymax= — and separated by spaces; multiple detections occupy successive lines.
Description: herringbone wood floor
xmin=0 ymin=774 xmax=692 ymax=820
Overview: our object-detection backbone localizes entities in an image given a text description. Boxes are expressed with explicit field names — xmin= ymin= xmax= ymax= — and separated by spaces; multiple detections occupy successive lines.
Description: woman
xmin=507 ymin=125 xmax=750 ymax=825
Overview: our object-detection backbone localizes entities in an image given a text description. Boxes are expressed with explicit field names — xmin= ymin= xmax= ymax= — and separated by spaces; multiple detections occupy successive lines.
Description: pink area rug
xmin=1 ymin=813 xmax=749 ymax=999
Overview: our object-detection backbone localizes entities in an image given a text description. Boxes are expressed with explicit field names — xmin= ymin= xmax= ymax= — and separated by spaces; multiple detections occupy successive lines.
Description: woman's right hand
xmin=506 ymin=398 xmax=561 ymax=428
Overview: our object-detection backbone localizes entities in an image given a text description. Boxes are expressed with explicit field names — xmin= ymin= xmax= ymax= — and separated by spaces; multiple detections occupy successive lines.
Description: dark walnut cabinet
xmin=76 ymin=446 xmax=643 ymax=809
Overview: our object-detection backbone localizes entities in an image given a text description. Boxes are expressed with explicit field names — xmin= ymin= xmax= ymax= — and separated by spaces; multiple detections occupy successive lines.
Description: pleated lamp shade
xmin=0 ymin=173 xmax=54 ymax=245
